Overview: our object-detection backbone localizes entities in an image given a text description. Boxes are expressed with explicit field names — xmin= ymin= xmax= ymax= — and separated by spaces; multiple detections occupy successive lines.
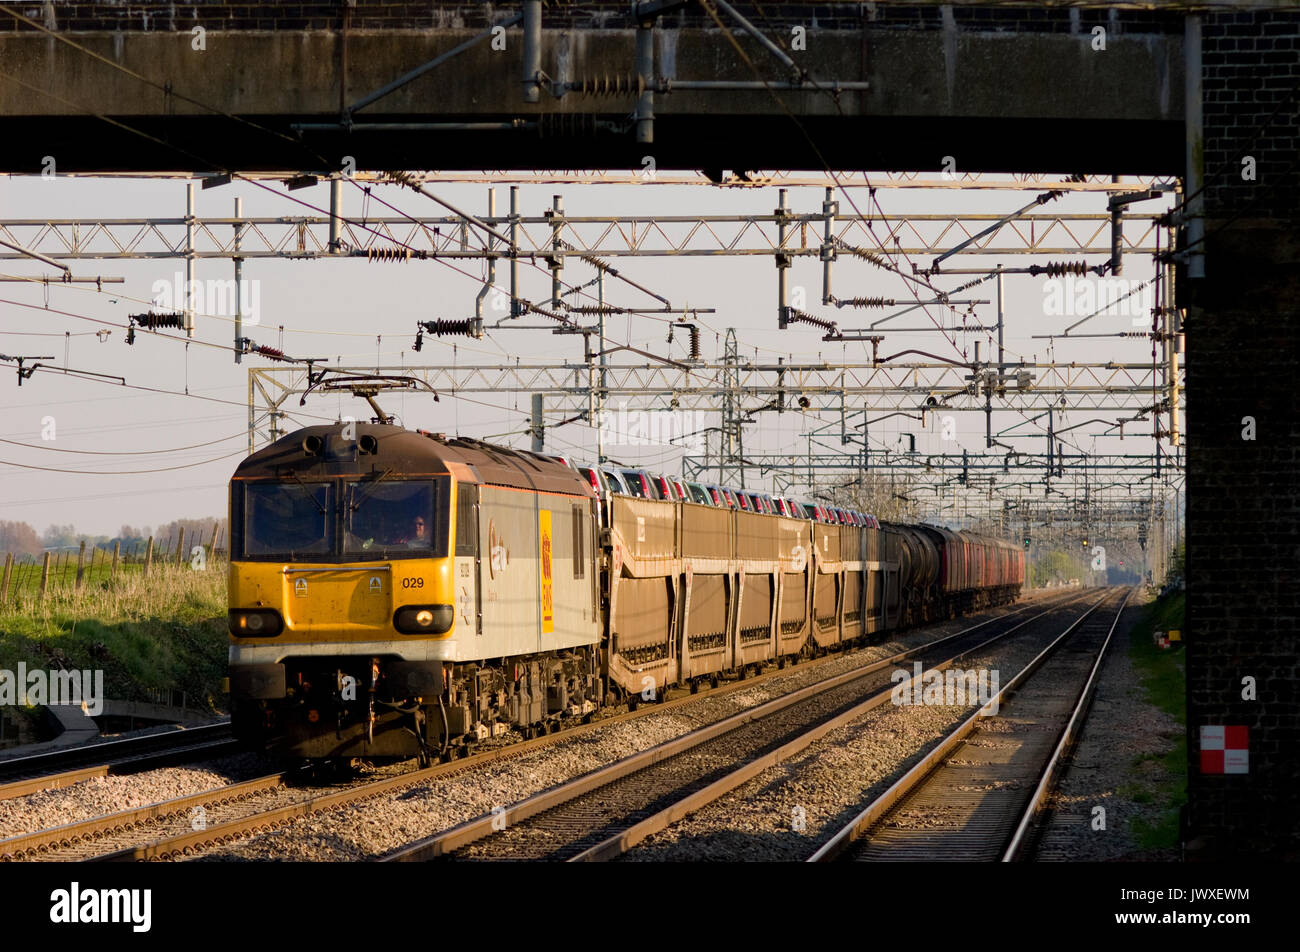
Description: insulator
xmin=840 ymin=296 xmax=895 ymax=308
xmin=948 ymin=276 xmax=988 ymax=295
xmin=556 ymin=238 xmax=613 ymax=275
xmin=538 ymin=112 xmax=598 ymax=139
xmin=527 ymin=304 xmax=570 ymax=324
xmin=785 ymin=307 xmax=838 ymax=334
xmin=580 ymin=252 xmax=614 ymax=273
xmin=837 ymin=243 xmax=890 ymax=268
xmin=420 ymin=318 xmax=476 ymax=338
xmin=672 ymin=322 xmax=701 ymax=360
xmin=382 ymin=170 xmax=419 ymax=188
xmin=1032 ymin=260 xmax=1090 ymax=277
xmin=570 ymin=75 xmax=639 ymax=97
xmin=568 ymin=304 xmax=627 ymax=315
xmin=255 ymin=345 xmax=289 ymax=362
xmin=368 ymin=247 xmax=413 ymax=263
xmin=128 ymin=311 xmax=185 ymax=330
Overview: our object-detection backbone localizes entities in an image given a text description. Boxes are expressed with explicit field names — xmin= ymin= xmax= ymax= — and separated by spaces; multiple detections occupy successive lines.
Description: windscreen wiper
xmin=349 ymin=467 xmax=396 ymax=511
xmin=286 ymin=472 xmax=328 ymax=515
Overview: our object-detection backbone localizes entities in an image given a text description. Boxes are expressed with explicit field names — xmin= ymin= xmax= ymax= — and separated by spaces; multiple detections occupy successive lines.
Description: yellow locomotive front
xmin=227 ymin=424 xmax=459 ymax=761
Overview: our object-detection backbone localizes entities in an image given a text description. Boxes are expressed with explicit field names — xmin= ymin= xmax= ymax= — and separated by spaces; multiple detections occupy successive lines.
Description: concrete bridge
xmin=0 ymin=1 xmax=1193 ymax=174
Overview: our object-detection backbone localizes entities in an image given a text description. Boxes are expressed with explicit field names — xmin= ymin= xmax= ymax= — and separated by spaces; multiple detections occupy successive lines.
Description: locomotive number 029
xmin=401 ymin=577 xmax=425 ymax=589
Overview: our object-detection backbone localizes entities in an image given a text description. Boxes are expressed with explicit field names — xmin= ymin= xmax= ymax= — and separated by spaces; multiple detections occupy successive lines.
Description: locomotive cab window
xmin=455 ymin=483 xmax=479 ymax=556
xmin=344 ymin=477 xmax=450 ymax=558
xmin=242 ymin=482 xmax=331 ymax=557
xmin=572 ymin=504 xmax=585 ymax=578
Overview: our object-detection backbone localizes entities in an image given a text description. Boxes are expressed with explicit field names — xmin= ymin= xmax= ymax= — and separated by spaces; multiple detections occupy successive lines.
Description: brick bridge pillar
xmin=1185 ymin=7 xmax=1300 ymax=859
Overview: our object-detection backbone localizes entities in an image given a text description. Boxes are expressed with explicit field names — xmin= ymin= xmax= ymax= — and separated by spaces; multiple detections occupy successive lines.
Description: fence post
xmin=176 ymin=527 xmax=186 ymax=566
xmin=75 ymin=540 xmax=86 ymax=589
xmin=39 ymin=552 xmax=51 ymax=600
xmin=112 ymin=541 xmax=120 ymax=578
xmin=144 ymin=537 xmax=154 ymax=576
xmin=0 ymin=552 xmax=11 ymax=602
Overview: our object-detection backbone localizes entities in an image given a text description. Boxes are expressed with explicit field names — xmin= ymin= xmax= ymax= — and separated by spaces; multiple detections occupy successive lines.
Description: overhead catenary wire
xmin=0 ymin=481 xmax=229 ymax=508
xmin=0 ymin=6 xmax=1171 ymax=509
xmin=0 ymin=430 xmax=247 ymax=455
xmin=0 ymin=447 xmax=249 ymax=475
xmin=0 ymin=61 xmax=759 ymax=364
xmin=695 ymin=0 xmax=961 ymax=358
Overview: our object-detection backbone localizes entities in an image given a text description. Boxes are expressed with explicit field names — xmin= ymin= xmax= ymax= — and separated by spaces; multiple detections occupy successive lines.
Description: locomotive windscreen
xmin=343 ymin=477 xmax=449 ymax=558
xmin=242 ymin=482 xmax=331 ymax=557
xmin=235 ymin=475 xmax=450 ymax=561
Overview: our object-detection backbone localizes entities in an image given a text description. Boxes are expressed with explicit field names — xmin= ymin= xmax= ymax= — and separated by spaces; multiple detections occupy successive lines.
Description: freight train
xmin=226 ymin=423 xmax=1024 ymax=762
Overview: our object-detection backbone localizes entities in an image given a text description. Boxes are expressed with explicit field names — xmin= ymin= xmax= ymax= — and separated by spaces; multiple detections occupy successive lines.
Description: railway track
xmin=0 ymin=722 xmax=237 ymax=802
xmin=1 ymin=592 xmax=1079 ymax=862
xmin=378 ymin=590 xmax=1099 ymax=862
xmin=809 ymin=587 xmax=1132 ymax=862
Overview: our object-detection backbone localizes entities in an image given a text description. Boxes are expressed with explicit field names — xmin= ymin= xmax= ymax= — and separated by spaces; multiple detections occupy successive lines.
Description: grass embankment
xmin=0 ymin=563 xmax=229 ymax=729
xmin=1123 ymin=591 xmax=1187 ymax=850
xmin=3 ymin=551 xmax=153 ymax=601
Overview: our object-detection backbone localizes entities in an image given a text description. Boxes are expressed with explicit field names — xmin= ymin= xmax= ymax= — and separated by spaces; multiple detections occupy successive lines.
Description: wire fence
xmin=0 ymin=523 xmax=228 ymax=604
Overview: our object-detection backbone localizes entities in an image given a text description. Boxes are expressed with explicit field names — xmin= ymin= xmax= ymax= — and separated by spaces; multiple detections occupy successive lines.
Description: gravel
xmin=0 ymin=591 xmax=1078 ymax=861
xmin=1033 ymin=590 xmax=1183 ymax=861
xmin=0 ymin=750 xmax=272 ymax=842
xmin=197 ymin=597 xmax=1068 ymax=861
xmin=618 ymin=595 xmax=1103 ymax=860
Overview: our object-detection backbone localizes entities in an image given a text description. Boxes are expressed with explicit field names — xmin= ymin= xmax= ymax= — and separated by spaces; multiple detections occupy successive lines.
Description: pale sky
xmin=0 ymin=172 xmax=1175 ymax=538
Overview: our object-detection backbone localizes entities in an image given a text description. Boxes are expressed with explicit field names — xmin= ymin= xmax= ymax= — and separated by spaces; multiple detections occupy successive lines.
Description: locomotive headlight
xmin=394 ymin=604 xmax=454 ymax=635
xmin=228 ymin=609 xmax=283 ymax=637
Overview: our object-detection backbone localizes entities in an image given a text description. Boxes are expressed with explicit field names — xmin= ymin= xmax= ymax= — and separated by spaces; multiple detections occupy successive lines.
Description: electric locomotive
xmin=226 ymin=423 xmax=604 ymax=762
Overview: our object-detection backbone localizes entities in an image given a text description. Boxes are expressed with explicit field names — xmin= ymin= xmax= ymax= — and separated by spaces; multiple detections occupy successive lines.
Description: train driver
xmin=407 ymin=514 xmax=429 ymax=548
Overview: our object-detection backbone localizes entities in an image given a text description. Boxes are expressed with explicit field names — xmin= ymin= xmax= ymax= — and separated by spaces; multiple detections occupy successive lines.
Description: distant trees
xmin=832 ymin=473 xmax=924 ymax=523
xmin=154 ymin=517 xmax=227 ymax=549
xmin=1166 ymin=540 xmax=1185 ymax=588
xmin=0 ymin=516 xmax=226 ymax=559
xmin=1031 ymin=549 xmax=1088 ymax=587
xmin=41 ymin=523 xmax=81 ymax=550
xmin=0 ymin=521 xmax=43 ymax=559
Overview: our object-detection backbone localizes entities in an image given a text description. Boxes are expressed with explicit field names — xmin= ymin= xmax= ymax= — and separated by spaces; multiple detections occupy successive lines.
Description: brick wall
xmin=1185 ymin=8 xmax=1300 ymax=858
